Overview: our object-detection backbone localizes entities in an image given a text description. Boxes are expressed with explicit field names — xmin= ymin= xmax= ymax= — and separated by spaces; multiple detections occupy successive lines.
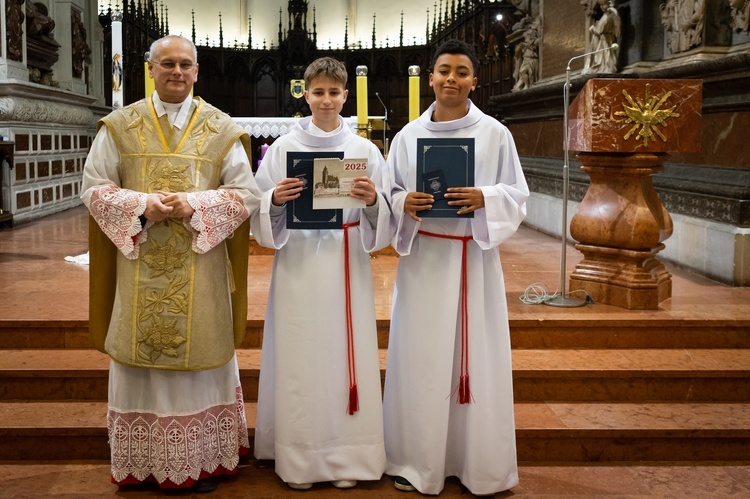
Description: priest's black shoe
xmin=193 ymin=477 xmax=220 ymax=493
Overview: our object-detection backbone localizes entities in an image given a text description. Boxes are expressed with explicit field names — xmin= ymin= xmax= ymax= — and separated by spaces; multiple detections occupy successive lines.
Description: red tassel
xmin=459 ymin=375 xmax=471 ymax=404
xmin=348 ymin=384 xmax=359 ymax=415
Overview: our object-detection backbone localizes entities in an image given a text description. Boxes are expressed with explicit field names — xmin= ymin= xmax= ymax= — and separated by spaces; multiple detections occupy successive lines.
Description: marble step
xmin=2 ymin=460 xmax=750 ymax=498
xmin=1 ymin=320 xmax=749 ymax=350
xmin=1 ymin=348 xmax=748 ymax=402
xmin=0 ymin=400 xmax=747 ymax=462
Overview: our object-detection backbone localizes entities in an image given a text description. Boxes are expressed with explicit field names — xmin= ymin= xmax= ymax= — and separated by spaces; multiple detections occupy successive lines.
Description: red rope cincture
xmin=343 ymin=221 xmax=361 ymax=415
xmin=417 ymin=229 xmax=473 ymax=404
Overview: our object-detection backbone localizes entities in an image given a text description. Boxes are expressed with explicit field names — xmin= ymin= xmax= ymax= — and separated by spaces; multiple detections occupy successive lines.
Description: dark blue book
xmin=416 ymin=138 xmax=475 ymax=218
xmin=286 ymin=151 xmax=344 ymax=229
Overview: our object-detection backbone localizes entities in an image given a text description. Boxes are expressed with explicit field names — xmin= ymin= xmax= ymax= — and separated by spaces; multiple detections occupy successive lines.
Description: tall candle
xmin=144 ymin=44 xmax=155 ymax=98
xmin=408 ymin=65 xmax=420 ymax=122
xmin=144 ymin=59 xmax=155 ymax=98
xmin=356 ymin=65 xmax=368 ymax=127
xmin=111 ymin=10 xmax=123 ymax=110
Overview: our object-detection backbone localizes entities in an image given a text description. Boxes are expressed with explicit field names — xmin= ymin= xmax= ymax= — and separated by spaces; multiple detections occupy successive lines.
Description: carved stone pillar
xmin=566 ymin=78 xmax=703 ymax=309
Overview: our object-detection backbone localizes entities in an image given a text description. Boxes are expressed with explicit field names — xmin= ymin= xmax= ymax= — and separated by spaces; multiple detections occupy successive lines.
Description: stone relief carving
xmin=6 ymin=0 xmax=25 ymax=62
xmin=729 ymin=0 xmax=750 ymax=31
xmin=512 ymin=17 xmax=540 ymax=92
xmin=660 ymin=0 xmax=705 ymax=53
xmin=71 ymin=9 xmax=91 ymax=79
xmin=0 ymin=63 xmax=31 ymax=80
xmin=0 ymin=97 xmax=95 ymax=126
xmin=581 ymin=0 xmax=621 ymax=74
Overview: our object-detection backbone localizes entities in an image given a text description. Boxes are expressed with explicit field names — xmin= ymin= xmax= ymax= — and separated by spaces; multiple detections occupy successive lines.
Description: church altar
xmin=232 ymin=116 xmax=359 ymax=138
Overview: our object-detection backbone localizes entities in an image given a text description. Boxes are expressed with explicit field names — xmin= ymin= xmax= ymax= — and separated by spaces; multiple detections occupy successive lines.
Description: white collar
xmin=418 ymin=99 xmax=484 ymax=131
xmin=151 ymin=92 xmax=194 ymax=129
xmin=308 ymin=118 xmax=343 ymax=137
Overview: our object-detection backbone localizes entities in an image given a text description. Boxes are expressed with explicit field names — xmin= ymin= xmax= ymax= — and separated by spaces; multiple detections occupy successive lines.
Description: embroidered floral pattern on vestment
xmin=193 ymin=112 xmax=221 ymax=155
xmin=136 ymin=219 xmax=192 ymax=364
xmin=148 ymin=159 xmax=193 ymax=193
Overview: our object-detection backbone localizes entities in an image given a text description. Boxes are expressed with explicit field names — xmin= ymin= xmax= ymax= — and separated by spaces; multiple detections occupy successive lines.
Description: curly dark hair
xmin=430 ymin=39 xmax=479 ymax=76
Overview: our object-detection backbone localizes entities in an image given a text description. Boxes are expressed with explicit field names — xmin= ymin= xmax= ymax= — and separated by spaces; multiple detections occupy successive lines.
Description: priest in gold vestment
xmin=81 ymin=35 xmax=261 ymax=492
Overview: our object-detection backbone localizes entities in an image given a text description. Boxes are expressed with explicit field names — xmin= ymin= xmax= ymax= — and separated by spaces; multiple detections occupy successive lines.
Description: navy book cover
xmin=286 ymin=151 xmax=344 ymax=229
xmin=416 ymin=138 xmax=475 ymax=218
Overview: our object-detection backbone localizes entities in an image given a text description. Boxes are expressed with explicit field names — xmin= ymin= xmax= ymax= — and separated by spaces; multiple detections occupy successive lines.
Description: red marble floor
xmin=3 ymin=205 xmax=750 ymax=324
xmin=0 ymin=206 xmax=749 ymax=497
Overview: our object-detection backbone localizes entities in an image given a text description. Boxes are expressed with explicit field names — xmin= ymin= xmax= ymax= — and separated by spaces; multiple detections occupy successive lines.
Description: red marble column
xmin=566 ymin=79 xmax=702 ymax=309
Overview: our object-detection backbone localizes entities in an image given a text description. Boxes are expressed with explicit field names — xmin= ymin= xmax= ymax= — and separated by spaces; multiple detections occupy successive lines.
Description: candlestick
xmin=356 ymin=66 xmax=368 ymax=128
xmin=408 ymin=65 xmax=420 ymax=122
xmin=111 ymin=10 xmax=123 ymax=110
xmin=144 ymin=51 xmax=154 ymax=98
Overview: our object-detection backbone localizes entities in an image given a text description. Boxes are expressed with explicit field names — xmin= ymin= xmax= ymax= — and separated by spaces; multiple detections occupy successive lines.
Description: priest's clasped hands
xmin=143 ymin=191 xmax=195 ymax=221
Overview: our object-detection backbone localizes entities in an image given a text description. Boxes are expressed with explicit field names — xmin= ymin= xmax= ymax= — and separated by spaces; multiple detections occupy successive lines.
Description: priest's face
xmin=305 ymin=76 xmax=348 ymax=132
xmin=148 ymin=37 xmax=199 ymax=103
xmin=429 ymin=53 xmax=477 ymax=109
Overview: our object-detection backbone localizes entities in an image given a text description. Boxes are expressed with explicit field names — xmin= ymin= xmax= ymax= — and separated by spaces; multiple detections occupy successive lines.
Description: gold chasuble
xmin=89 ymin=97 xmax=250 ymax=371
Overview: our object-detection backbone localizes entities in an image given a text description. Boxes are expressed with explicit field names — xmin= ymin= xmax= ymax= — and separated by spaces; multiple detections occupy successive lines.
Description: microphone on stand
xmin=544 ymin=42 xmax=618 ymax=308
xmin=375 ymin=91 xmax=388 ymax=157
xmin=567 ymin=43 xmax=619 ymax=68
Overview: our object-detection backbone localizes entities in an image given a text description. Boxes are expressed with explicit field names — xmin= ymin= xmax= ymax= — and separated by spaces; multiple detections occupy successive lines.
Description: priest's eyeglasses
xmin=151 ymin=60 xmax=195 ymax=70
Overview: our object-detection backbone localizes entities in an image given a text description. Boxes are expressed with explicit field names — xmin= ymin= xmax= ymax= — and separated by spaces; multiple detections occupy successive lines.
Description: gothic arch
xmin=252 ymin=58 xmax=280 ymax=117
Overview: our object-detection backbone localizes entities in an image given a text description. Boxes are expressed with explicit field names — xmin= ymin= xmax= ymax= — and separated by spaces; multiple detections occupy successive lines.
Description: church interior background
xmin=0 ymin=0 xmax=747 ymax=287
xmin=0 ymin=1 xmax=749 ymax=495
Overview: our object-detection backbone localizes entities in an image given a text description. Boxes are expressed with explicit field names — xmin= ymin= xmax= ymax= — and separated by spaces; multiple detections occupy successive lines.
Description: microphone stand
xmin=544 ymin=43 xmax=618 ymax=308
xmin=375 ymin=92 xmax=388 ymax=157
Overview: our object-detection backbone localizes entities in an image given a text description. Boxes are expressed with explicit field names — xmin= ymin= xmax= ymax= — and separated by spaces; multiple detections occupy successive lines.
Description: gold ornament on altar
xmin=615 ymin=84 xmax=680 ymax=147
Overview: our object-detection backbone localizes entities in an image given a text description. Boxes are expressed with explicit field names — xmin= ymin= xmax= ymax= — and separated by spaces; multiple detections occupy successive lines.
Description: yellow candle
xmin=356 ymin=65 xmax=368 ymax=127
xmin=408 ymin=65 xmax=420 ymax=122
xmin=144 ymin=61 xmax=155 ymax=98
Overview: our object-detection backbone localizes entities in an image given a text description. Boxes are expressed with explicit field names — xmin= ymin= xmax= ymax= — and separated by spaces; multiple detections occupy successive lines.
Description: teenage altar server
xmin=251 ymin=57 xmax=390 ymax=490
xmin=382 ymin=39 xmax=529 ymax=496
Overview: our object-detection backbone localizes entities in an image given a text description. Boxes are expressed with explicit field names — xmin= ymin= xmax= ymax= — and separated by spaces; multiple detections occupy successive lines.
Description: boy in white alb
xmin=252 ymin=57 xmax=390 ymax=490
xmin=383 ymin=40 xmax=529 ymax=496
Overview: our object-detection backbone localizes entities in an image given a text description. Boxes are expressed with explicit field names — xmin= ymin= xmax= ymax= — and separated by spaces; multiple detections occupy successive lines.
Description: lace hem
xmin=188 ymin=190 xmax=249 ymax=254
xmin=107 ymin=386 xmax=249 ymax=486
xmin=89 ymin=185 xmax=147 ymax=260
xmin=112 ymin=447 xmax=248 ymax=488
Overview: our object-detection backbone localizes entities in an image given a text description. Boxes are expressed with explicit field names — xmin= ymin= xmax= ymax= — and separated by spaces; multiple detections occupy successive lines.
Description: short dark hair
xmin=430 ymin=39 xmax=480 ymax=76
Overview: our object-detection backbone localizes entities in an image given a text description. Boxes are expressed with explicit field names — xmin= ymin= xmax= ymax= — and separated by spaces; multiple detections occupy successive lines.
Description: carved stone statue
xmin=6 ymin=0 xmax=25 ymax=62
xmin=71 ymin=10 xmax=92 ymax=79
xmin=25 ymin=1 xmax=60 ymax=86
xmin=26 ymin=1 xmax=56 ymax=38
xmin=729 ymin=0 xmax=750 ymax=32
xmin=581 ymin=0 xmax=620 ymax=74
xmin=511 ymin=0 xmax=538 ymax=31
xmin=660 ymin=0 xmax=705 ymax=53
xmin=511 ymin=0 xmax=530 ymax=13
xmin=512 ymin=17 xmax=540 ymax=92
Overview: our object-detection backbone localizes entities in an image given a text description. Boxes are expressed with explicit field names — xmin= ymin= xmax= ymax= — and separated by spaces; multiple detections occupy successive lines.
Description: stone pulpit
xmin=566 ymin=78 xmax=703 ymax=309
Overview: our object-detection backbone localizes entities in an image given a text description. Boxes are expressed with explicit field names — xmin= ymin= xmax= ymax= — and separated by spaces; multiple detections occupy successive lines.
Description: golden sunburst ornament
xmin=615 ymin=84 xmax=680 ymax=147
